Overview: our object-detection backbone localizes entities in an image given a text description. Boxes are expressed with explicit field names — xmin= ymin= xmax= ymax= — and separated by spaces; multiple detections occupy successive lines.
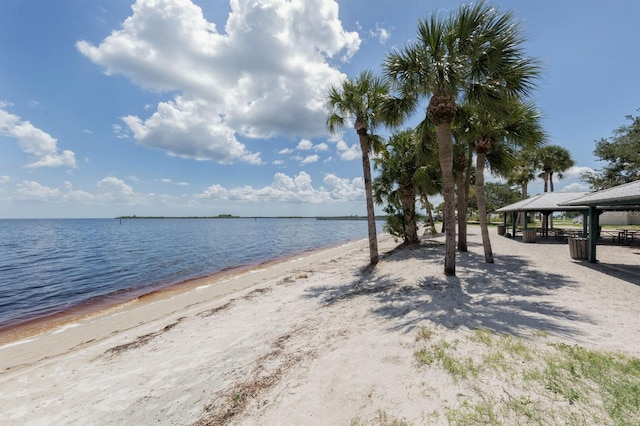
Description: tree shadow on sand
xmin=305 ymin=240 xmax=591 ymax=340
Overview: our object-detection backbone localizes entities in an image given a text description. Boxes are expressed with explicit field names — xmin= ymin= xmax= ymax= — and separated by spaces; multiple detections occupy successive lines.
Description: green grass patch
xmin=413 ymin=330 xmax=640 ymax=425
xmin=544 ymin=343 xmax=640 ymax=424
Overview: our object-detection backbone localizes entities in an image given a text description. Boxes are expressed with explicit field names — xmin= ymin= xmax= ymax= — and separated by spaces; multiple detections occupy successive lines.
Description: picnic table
xmin=615 ymin=229 xmax=638 ymax=244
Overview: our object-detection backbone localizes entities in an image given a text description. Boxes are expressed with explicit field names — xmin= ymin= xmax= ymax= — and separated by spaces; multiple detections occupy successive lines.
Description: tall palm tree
xmin=467 ymin=100 xmax=546 ymax=263
xmin=326 ymin=70 xmax=391 ymax=265
xmin=385 ymin=1 xmax=540 ymax=275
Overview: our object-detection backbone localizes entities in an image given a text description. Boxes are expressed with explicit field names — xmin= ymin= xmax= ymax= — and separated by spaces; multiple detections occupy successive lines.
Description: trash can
xmin=497 ymin=224 xmax=506 ymax=236
xmin=522 ymin=229 xmax=537 ymax=243
xmin=568 ymin=237 xmax=588 ymax=260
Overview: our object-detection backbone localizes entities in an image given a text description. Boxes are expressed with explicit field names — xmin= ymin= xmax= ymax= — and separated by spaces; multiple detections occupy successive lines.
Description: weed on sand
xmin=413 ymin=328 xmax=640 ymax=425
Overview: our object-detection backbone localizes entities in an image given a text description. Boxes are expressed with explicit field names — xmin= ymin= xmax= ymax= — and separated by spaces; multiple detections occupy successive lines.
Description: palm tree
xmin=506 ymin=148 xmax=538 ymax=226
xmin=535 ymin=145 xmax=575 ymax=192
xmin=326 ymin=70 xmax=391 ymax=265
xmin=373 ymin=130 xmax=421 ymax=244
xmin=467 ymin=100 xmax=546 ymax=263
xmin=385 ymin=1 xmax=540 ymax=275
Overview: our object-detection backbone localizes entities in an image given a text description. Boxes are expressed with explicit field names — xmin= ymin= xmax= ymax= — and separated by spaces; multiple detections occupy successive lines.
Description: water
xmin=0 ymin=218 xmax=383 ymax=329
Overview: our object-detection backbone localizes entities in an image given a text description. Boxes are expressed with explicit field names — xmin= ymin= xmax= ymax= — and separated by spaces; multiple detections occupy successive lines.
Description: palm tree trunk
xmin=436 ymin=122 xmax=456 ymax=276
xmin=476 ymin=150 xmax=494 ymax=263
xmin=423 ymin=194 xmax=436 ymax=233
xmin=457 ymin=144 xmax=473 ymax=252
xmin=401 ymin=184 xmax=419 ymax=243
xmin=456 ymin=172 xmax=467 ymax=252
xmin=518 ymin=182 xmax=528 ymax=226
xmin=358 ymin=132 xmax=379 ymax=265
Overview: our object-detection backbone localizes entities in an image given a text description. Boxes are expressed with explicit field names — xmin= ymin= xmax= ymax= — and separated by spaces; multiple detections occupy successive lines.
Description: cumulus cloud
xmin=300 ymin=154 xmax=319 ymax=164
xmin=10 ymin=177 xmax=146 ymax=205
xmin=561 ymin=182 xmax=590 ymax=192
xmin=77 ymin=0 xmax=360 ymax=163
xmin=563 ymin=165 xmax=595 ymax=179
xmin=0 ymin=107 xmax=77 ymax=168
xmin=197 ymin=171 xmax=363 ymax=203
xmin=336 ymin=139 xmax=360 ymax=161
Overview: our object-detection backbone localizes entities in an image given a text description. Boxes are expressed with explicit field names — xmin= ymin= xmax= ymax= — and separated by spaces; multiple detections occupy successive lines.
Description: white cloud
xmin=563 ymin=165 xmax=595 ymax=179
xmin=0 ymin=107 xmax=77 ymax=168
xmin=370 ymin=23 xmax=391 ymax=44
xmin=301 ymin=154 xmax=319 ymax=164
xmin=77 ymin=0 xmax=361 ymax=163
xmin=196 ymin=171 xmax=363 ymax=203
xmin=278 ymin=148 xmax=293 ymax=155
xmin=122 ymin=96 xmax=261 ymax=164
xmin=561 ymin=182 xmax=590 ymax=192
xmin=97 ymin=176 xmax=139 ymax=202
xmin=315 ymin=142 xmax=329 ymax=151
xmin=15 ymin=181 xmax=62 ymax=201
xmin=161 ymin=178 xmax=190 ymax=186
xmin=336 ymin=139 xmax=360 ymax=161
xmin=297 ymin=139 xmax=314 ymax=150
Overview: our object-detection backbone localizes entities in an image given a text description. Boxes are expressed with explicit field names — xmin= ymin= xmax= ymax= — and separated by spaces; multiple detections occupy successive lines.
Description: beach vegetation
xmin=327 ymin=70 xmax=395 ymax=265
xmin=415 ymin=326 xmax=435 ymax=341
xmin=349 ymin=410 xmax=413 ymax=426
xmin=384 ymin=0 xmax=541 ymax=275
xmin=413 ymin=329 xmax=640 ymax=425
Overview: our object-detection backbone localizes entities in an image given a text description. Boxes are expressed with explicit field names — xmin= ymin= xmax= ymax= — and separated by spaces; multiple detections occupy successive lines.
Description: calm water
xmin=0 ymin=218 xmax=382 ymax=329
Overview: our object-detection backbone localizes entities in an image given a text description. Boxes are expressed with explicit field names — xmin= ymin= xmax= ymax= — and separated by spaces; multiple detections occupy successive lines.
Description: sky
xmin=1 ymin=0 xmax=639 ymax=218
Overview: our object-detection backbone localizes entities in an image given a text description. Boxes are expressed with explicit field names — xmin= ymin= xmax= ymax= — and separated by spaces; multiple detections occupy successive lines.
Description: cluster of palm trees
xmin=326 ymin=1 xmax=573 ymax=276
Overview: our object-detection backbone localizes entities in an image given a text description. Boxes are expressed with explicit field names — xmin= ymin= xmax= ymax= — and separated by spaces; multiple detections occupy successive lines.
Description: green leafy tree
xmin=468 ymin=182 xmax=521 ymax=216
xmin=385 ymin=1 xmax=540 ymax=275
xmin=582 ymin=112 xmax=640 ymax=190
xmin=326 ymin=70 xmax=390 ymax=265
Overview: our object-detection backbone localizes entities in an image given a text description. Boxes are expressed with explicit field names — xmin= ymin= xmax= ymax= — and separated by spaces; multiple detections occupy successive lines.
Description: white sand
xmin=1 ymin=225 xmax=639 ymax=425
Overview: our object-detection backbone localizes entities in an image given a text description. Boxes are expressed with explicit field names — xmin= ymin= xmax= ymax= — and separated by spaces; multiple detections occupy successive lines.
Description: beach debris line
xmin=100 ymin=317 xmax=185 ymax=358
xmin=195 ymin=324 xmax=315 ymax=426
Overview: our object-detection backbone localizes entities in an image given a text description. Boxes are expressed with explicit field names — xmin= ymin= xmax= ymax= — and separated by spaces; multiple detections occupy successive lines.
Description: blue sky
xmin=1 ymin=0 xmax=639 ymax=218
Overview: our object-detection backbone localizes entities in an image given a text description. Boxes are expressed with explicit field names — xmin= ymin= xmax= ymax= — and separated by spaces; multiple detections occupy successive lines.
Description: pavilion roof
xmin=560 ymin=180 xmax=640 ymax=207
xmin=496 ymin=191 xmax=588 ymax=213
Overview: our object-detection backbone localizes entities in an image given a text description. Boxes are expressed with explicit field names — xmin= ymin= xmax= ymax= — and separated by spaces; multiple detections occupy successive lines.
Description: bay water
xmin=0 ymin=218 xmax=383 ymax=330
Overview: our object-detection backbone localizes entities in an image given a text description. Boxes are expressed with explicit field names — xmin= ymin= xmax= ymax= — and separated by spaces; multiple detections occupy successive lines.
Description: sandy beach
xmin=1 ymin=225 xmax=639 ymax=425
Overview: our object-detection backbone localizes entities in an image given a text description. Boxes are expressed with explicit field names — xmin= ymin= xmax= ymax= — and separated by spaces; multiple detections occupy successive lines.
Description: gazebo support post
xmin=588 ymin=206 xmax=599 ymax=263
xmin=543 ymin=212 xmax=551 ymax=237
xmin=582 ymin=210 xmax=588 ymax=237
xmin=511 ymin=212 xmax=517 ymax=237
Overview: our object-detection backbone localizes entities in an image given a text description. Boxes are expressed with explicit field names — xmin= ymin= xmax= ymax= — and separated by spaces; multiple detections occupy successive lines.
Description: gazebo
xmin=560 ymin=180 xmax=640 ymax=262
xmin=496 ymin=192 xmax=589 ymax=239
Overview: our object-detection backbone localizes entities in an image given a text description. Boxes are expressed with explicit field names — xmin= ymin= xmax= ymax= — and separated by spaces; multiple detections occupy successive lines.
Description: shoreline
xmin=0 ymin=236 xmax=363 ymax=347
xmin=0 ymin=237 xmax=371 ymax=371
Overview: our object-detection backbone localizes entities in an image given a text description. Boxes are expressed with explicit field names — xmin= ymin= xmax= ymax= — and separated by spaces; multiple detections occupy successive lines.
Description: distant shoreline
xmin=115 ymin=215 xmax=375 ymax=220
